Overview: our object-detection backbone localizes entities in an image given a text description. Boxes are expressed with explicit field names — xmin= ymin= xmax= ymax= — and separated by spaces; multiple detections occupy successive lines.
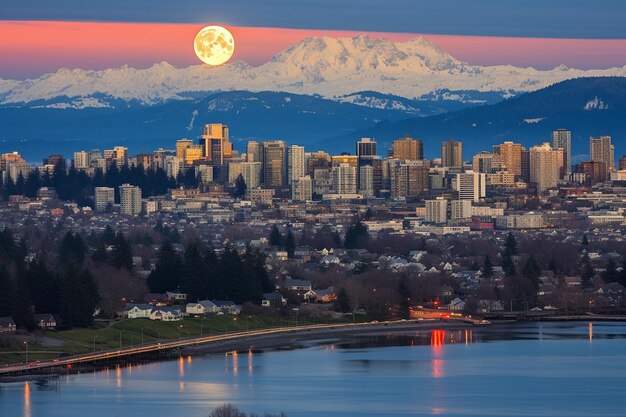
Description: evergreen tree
xmin=111 ymin=232 xmax=133 ymax=270
xmin=523 ymin=256 xmax=541 ymax=288
xmin=335 ymin=288 xmax=351 ymax=313
xmin=11 ymin=273 xmax=35 ymax=330
xmin=269 ymin=225 xmax=283 ymax=247
xmin=502 ymin=232 xmax=518 ymax=276
xmin=482 ymin=255 xmax=494 ymax=279
xmin=398 ymin=276 xmax=411 ymax=319
xmin=582 ymin=233 xmax=589 ymax=246
xmin=344 ymin=222 xmax=369 ymax=249
xmin=602 ymin=258 xmax=619 ymax=283
xmin=581 ymin=253 xmax=595 ymax=287
xmin=181 ymin=243 xmax=209 ymax=301
xmin=59 ymin=232 xmax=87 ymax=265
xmin=26 ymin=259 xmax=60 ymax=314
xmin=0 ymin=269 xmax=13 ymax=317
xmin=147 ymin=242 xmax=182 ymax=293
xmin=284 ymin=228 xmax=296 ymax=258
xmin=234 ymin=174 xmax=247 ymax=198
xmin=58 ymin=262 xmax=99 ymax=327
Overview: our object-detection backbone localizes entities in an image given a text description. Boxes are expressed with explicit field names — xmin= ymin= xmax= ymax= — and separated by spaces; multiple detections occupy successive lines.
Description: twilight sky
xmin=2 ymin=1 xmax=626 ymax=79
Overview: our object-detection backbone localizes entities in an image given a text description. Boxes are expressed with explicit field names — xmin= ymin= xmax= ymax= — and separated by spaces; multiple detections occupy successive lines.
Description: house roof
xmin=0 ymin=316 xmax=15 ymax=326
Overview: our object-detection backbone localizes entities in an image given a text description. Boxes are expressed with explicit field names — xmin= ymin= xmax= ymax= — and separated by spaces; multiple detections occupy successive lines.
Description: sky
xmin=2 ymin=1 xmax=626 ymax=79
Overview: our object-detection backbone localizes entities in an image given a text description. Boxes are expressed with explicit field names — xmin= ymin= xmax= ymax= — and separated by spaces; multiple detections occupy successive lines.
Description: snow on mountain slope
xmin=1 ymin=35 xmax=626 ymax=106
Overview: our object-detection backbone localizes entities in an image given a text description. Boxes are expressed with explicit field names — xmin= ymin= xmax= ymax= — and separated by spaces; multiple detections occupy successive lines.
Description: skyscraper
xmin=389 ymin=160 xmax=430 ymax=198
xmin=356 ymin=138 xmax=377 ymax=157
xmin=493 ymin=141 xmax=523 ymax=177
xmin=261 ymin=141 xmax=286 ymax=187
xmin=228 ymin=161 xmax=262 ymax=189
xmin=291 ymin=175 xmax=313 ymax=202
xmin=287 ymin=145 xmax=305 ymax=185
xmin=529 ymin=143 xmax=564 ymax=193
xmin=94 ymin=187 xmax=115 ymax=212
xmin=73 ymin=151 xmax=89 ymax=170
xmin=441 ymin=139 xmax=463 ymax=167
xmin=454 ymin=171 xmax=486 ymax=202
xmin=119 ymin=183 xmax=142 ymax=215
xmin=552 ymin=129 xmax=572 ymax=177
xmin=246 ymin=141 xmax=260 ymax=162
xmin=392 ymin=136 xmax=423 ymax=160
xmin=590 ymin=135 xmax=614 ymax=174
xmin=425 ymin=198 xmax=448 ymax=224
xmin=332 ymin=163 xmax=357 ymax=194
xmin=201 ymin=124 xmax=233 ymax=165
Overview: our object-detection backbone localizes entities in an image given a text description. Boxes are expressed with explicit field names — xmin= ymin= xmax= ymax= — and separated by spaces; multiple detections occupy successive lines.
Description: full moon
xmin=194 ymin=25 xmax=235 ymax=66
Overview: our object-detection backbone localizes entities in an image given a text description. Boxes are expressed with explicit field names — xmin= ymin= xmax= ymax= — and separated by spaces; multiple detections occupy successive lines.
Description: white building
xmin=425 ymin=198 xmax=448 ymax=224
xmin=119 ymin=183 xmax=142 ymax=215
xmin=228 ymin=161 xmax=261 ymax=189
xmin=287 ymin=145 xmax=306 ymax=185
xmin=450 ymin=200 xmax=472 ymax=220
xmin=73 ymin=151 xmax=89 ymax=170
xmin=332 ymin=163 xmax=357 ymax=194
xmin=454 ymin=171 xmax=486 ymax=202
xmin=292 ymin=175 xmax=313 ymax=202
xmin=94 ymin=187 xmax=115 ymax=212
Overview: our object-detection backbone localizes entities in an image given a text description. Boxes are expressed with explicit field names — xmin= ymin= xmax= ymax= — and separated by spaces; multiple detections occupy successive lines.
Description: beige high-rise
xmin=261 ymin=141 xmax=286 ymax=187
xmin=529 ymin=143 xmax=563 ymax=193
xmin=590 ymin=136 xmax=614 ymax=173
xmin=201 ymin=124 xmax=233 ymax=165
xmin=493 ymin=141 xmax=523 ymax=177
xmin=441 ymin=139 xmax=463 ymax=167
xmin=392 ymin=137 xmax=423 ymax=160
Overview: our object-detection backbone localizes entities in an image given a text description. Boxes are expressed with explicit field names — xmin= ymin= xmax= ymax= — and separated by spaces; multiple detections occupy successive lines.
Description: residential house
xmin=212 ymin=300 xmax=242 ymax=315
xmin=125 ymin=303 xmax=154 ymax=319
xmin=0 ymin=317 xmax=16 ymax=333
xmin=33 ymin=314 xmax=58 ymax=330
xmin=186 ymin=300 xmax=219 ymax=315
xmin=262 ymin=292 xmax=286 ymax=308
xmin=150 ymin=306 xmax=183 ymax=321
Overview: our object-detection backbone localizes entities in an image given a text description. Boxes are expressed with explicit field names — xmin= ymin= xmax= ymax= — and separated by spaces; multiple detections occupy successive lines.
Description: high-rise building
xmin=425 ymin=198 xmax=448 ymax=224
xmin=176 ymin=139 xmax=194 ymax=159
xmin=356 ymin=138 xmax=377 ymax=157
xmin=450 ymin=199 xmax=472 ymax=220
xmin=472 ymin=151 xmax=502 ymax=174
xmin=619 ymin=155 xmax=626 ymax=171
xmin=332 ymin=163 xmax=357 ymax=194
xmin=287 ymin=145 xmax=306 ymax=185
xmin=43 ymin=154 xmax=64 ymax=167
xmin=73 ymin=151 xmax=89 ymax=170
xmin=228 ymin=161 xmax=262 ymax=189
xmin=261 ymin=141 xmax=286 ymax=187
xmin=441 ymin=139 xmax=463 ymax=167
xmin=390 ymin=160 xmax=430 ymax=198
xmin=246 ymin=141 xmax=260 ymax=162
xmin=119 ymin=184 xmax=142 ymax=215
xmin=529 ymin=143 xmax=564 ymax=193
xmin=575 ymin=161 xmax=608 ymax=187
xmin=552 ymin=129 xmax=572 ymax=177
xmin=201 ymin=124 xmax=233 ymax=165
xmin=306 ymin=151 xmax=332 ymax=176
xmin=94 ymin=187 xmax=115 ymax=212
xmin=493 ymin=141 xmax=523 ymax=177
xmin=392 ymin=136 xmax=423 ymax=160
xmin=590 ymin=135 xmax=614 ymax=174
xmin=291 ymin=175 xmax=313 ymax=202
xmin=358 ymin=165 xmax=374 ymax=197
xmin=113 ymin=146 xmax=128 ymax=168
xmin=331 ymin=154 xmax=358 ymax=168
xmin=454 ymin=171 xmax=486 ymax=202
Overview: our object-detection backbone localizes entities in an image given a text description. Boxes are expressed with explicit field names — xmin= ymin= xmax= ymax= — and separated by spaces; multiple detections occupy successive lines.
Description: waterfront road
xmin=0 ymin=318 xmax=483 ymax=376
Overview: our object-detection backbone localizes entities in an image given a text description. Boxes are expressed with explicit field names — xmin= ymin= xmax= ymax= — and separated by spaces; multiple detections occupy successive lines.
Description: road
xmin=1 ymin=319 xmax=464 ymax=376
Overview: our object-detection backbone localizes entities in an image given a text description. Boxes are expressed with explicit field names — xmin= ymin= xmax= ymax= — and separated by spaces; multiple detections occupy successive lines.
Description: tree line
xmin=147 ymin=242 xmax=274 ymax=304
xmin=1 ymin=160 xmax=199 ymax=207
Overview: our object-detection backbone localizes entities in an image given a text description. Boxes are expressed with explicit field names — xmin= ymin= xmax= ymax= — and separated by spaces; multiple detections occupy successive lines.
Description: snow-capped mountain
xmin=2 ymin=35 xmax=626 ymax=107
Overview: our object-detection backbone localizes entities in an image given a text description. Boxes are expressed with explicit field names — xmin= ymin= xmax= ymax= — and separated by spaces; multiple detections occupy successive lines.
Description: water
xmin=2 ymin=322 xmax=626 ymax=417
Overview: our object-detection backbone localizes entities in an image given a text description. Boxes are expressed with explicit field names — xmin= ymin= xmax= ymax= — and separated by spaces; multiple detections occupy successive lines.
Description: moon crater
xmin=194 ymin=26 xmax=235 ymax=66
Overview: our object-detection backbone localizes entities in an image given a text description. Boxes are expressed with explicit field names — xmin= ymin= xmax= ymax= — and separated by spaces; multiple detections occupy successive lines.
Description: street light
xmin=23 ymin=341 xmax=28 ymax=363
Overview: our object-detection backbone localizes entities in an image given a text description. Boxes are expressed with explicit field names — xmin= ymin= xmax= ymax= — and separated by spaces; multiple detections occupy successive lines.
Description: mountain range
xmin=0 ymin=35 xmax=625 ymax=161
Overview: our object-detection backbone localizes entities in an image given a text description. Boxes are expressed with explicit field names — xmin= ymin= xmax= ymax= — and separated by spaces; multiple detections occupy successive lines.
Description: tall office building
xmin=261 ymin=141 xmax=286 ymax=187
xmin=392 ymin=136 xmax=423 ymax=160
xmin=331 ymin=154 xmax=358 ymax=168
xmin=620 ymin=155 xmax=626 ymax=171
xmin=73 ymin=151 xmax=89 ymax=170
xmin=472 ymin=151 xmax=502 ymax=174
xmin=119 ymin=184 xmax=142 ymax=215
xmin=246 ymin=141 xmax=260 ymax=162
xmin=529 ymin=143 xmax=564 ymax=193
xmin=590 ymin=135 xmax=614 ymax=174
xmin=358 ymin=165 xmax=374 ymax=197
xmin=441 ymin=139 xmax=463 ymax=167
xmin=332 ymin=163 xmax=357 ymax=194
xmin=291 ymin=175 xmax=313 ymax=202
xmin=454 ymin=171 xmax=486 ymax=202
xmin=94 ymin=187 xmax=115 ymax=212
xmin=287 ymin=145 xmax=306 ymax=185
xmin=228 ymin=161 xmax=262 ymax=189
xmin=493 ymin=141 xmax=523 ymax=177
xmin=306 ymin=151 xmax=332 ymax=176
xmin=201 ymin=124 xmax=233 ymax=165
xmin=390 ymin=160 xmax=430 ymax=198
xmin=176 ymin=139 xmax=203 ymax=166
xmin=551 ymin=129 xmax=572 ymax=177
xmin=113 ymin=146 xmax=128 ymax=168
xmin=425 ymin=198 xmax=448 ymax=224
xmin=356 ymin=138 xmax=377 ymax=157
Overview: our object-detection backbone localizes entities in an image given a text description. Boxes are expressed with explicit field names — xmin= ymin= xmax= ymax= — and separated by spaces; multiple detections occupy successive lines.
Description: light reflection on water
xmin=4 ymin=322 xmax=626 ymax=417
